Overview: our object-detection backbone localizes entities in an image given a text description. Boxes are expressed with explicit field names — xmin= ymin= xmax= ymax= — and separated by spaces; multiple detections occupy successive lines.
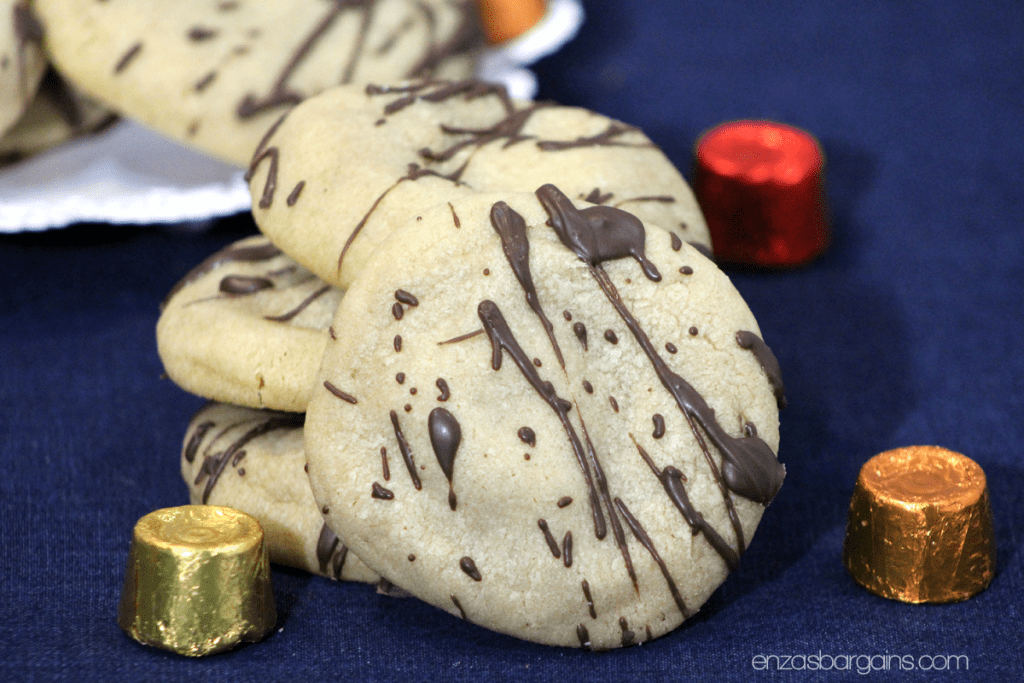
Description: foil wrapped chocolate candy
xmin=693 ymin=120 xmax=829 ymax=267
xmin=118 ymin=505 xmax=276 ymax=656
xmin=843 ymin=446 xmax=995 ymax=603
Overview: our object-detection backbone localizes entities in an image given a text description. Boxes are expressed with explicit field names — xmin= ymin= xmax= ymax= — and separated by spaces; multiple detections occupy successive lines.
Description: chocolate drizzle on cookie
xmin=316 ymin=522 xmax=350 ymax=580
xmin=162 ymin=239 xmax=282 ymax=308
xmin=736 ymin=330 xmax=787 ymax=409
xmin=192 ymin=410 xmax=304 ymax=504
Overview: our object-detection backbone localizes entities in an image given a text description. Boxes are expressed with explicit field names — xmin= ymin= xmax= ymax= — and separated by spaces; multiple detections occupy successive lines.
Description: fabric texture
xmin=2 ymin=1 xmax=1022 ymax=680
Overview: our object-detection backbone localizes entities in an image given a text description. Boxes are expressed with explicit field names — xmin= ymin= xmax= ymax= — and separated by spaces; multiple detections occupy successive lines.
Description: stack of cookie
xmin=159 ymin=76 xmax=787 ymax=649
xmin=16 ymin=0 xmax=786 ymax=649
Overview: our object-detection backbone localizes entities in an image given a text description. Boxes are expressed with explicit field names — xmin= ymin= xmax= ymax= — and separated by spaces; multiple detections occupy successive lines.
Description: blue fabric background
xmin=2 ymin=1 xmax=1022 ymax=680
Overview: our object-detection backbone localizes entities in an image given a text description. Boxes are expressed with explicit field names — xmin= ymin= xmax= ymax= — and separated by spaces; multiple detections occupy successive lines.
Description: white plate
xmin=0 ymin=0 xmax=584 ymax=233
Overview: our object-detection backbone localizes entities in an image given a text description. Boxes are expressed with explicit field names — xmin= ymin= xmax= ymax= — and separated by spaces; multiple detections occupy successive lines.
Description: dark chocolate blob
xmin=264 ymin=284 xmax=331 ymax=323
xmin=537 ymin=519 xmax=561 ymax=558
xmin=219 ymin=275 xmax=273 ymax=295
xmin=562 ymin=531 xmax=573 ymax=567
xmin=323 ymin=380 xmax=358 ymax=404
xmin=609 ymin=396 xmax=619 ymax=412
xmin=581 ymin=580 xmax=597 ymax=619
xmin=428 ymin=407 xmax=461 ymax=510
xmin=459 ymin=556 xmax=481 ymax=581
xmin=394 ymin=335 xmax=402 ymax=352
xmin=163 ymin=239 xmax=281 ymax=307
xmin=619 ymin=617 xmax=636 ymax=646
xmin=371 ymin=482 xmax=394 ymax=500
xmin=573 ymin=322 xmax=588 ymax=350
xmin=652 ymin=413 xmax=666 ymax=439
xmin=557 ymin=496 xmax=573 ymax=508
xmin=604 ymin=329 xmax=618 ymax=344
xmin=435 ymin=378 xmax=450 ymax=401
xmin=517 ymin=427 xmax=536 ymax=447
xmin=286 ymin=180 xmax=305 ymax=206
xmin=392 ymin=302 xmax=404 ymax=320
xmin=395 ymin=289 xmax=419 ymax=306
xmin=670 ymin=232 xmax=683 ymax=251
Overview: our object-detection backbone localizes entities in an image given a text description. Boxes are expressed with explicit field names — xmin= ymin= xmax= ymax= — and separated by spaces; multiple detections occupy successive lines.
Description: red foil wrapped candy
xmin=694 ymin=120 xmax=829 ymax=267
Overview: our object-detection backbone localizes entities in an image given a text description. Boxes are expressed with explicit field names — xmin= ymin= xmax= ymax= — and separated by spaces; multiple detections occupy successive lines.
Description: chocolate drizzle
xmin=193 ymin=411 xmax=304 ymax=504
xmin=435 ymin=378 xmax=450 ymax=401
xmin=517 ymin=427 xmax=536 ymax=447
xmin=581 ymin=580 xmax=597 ymax=618
xmin=323 ymin=380 xmax=358 ymax=404
xmin=736 ymin=331 xmax=787 ymax=409
xmin=113 ymin=42 xmax=142 ymax=74
xmin=537 ymin=184 xmax=784 ymax=506
xmin=652 ymin=414 xmax=666 ymax=439
xmin=264 ymin=284 xmax=331 ymax=322
xmin=537 ymin=123 xmax=652 ymax=152
xmin=537 ymin=519 xmax=561 ymax=558
xmin=428 ymin=407 xmax=461 ymax=510
xmin=390 ymin=409 xmax=421 ymax=490
xmin=316 ymin=522 xmax=349 ymax=580
xmin=614 ymin=497 xmax=691 ymax=618
xmin=162 ymin=239 xmax=281 ymax=307
xmin=372 ymin=482 xmax=394 ymax=500
xmin=573 ymin=322 xmax=588 ymax=350
xmin=490 ymin=201 xmax=564 ymax=368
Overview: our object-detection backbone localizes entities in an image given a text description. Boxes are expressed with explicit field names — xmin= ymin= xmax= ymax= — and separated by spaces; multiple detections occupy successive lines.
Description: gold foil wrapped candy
xmin=843 ymin=446 xmax=995 ymax=603
xmin=118 ymin=505 xmax=276 ymax=656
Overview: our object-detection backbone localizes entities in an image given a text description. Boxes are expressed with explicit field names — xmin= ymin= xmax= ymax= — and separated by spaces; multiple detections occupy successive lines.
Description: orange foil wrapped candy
xmin=694 ymin=120 xmax=829 ymax=267
xmin=843 ymin=446 xmax=995 ymax=603
xmin=477 ymin=0 xmax=546 ymax=44
xmin=118 ymin=506 xmax=276 ymax=656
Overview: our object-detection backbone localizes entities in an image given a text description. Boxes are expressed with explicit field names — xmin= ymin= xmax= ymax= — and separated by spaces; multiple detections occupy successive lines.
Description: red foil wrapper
xmin=694 ymin=120 xmax=829 ymax=267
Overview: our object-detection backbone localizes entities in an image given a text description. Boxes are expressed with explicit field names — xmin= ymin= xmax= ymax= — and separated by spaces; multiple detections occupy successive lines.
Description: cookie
xmin=34 ymin=0 xmax=482 ymax=166
xmin=0 ymin=67 xmax=117 ymax=166
xmin=0 ymin=0 xmax=46 ymax=136
xmin=246 ymin=80 xmax=712 ymax=290
xmin=181 ymin=401 xmax=378 ymax=583
xmin=304 ymin=186 xmax=785 ymax=648
xmin=157 ymin=235 xmax=344 ymax=412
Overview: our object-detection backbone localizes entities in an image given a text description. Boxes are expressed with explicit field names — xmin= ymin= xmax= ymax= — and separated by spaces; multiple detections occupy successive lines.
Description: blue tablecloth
xmin=3 ymin=2 xmax=1022 ymax=680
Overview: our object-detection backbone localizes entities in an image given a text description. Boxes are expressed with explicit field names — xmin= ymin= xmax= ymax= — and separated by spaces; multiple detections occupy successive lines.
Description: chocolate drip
xmin=435 ymin=378 xmax=450 ymax=401
xmin=679 ymin=266 xmax=693 ymax=275
xmin=536 ymin=184 xmax=661 ymax=282
xmin=188 ymin=26 xmax=218 ymax=41
xmin=581 ymin=580 xmax=597 ymax=618
xmin=517 ymin=427 xmax=536 ymax=447
xmin=162 ymin=240 xmax=281 ymax=307
xmin=459 ymin=556 xmax=481 ymax=581
xmin=422 ymin=101 xmax=551 ymax=164
xmin=614 ymin=498 xmax=691 ymax=618
xmin=604 ymin=329 xmax=618 ymax=344
xmin=489 ymin=201 xmax=564 ymax=368
xmin=609 ymin=396 xmax=619 ymax=412
xmin=396 ymin=373 xmax=405 ymax=384
xmin=539 ymin=184 xmax=784 ymax=506
xmin=219 ymin=274 xmax=273 ymax=295
xmin=390 ymin=409 xmax=421 ymax=490
xmin=323 ymin=380 xmax=358 ymax=404
xmin=428 ymin=407 xmax=461 ymax=510
xmin=619 ymin=618 xmax=636 ymax=646
xmin=437 ymin=328 xmax=484 ymax=345
xmin=184 ymin=420 xmax=215 ymax=463
xmin=670 ymin=232 xmax=683 ymax=251
xmin=245 ymin=112 xmax=290 ymax=209
xmin=478 ymin=300 xmax=606 ymax=541
xmin=114 ymin=42 xmax=142 ymax=74
xmin=264 ymin=284 xmax=331 ymax=322
xmin=368 ymin=79 xmax=512 ymax=118
xmin=194 ymin=71 xmax=217 ymax=92
xmin=451 ymin=594 xmax=467 ymax=620
xmin=195 ymin=412 xmax=303 ymax=503
xmin=736 ymin=331 xmax=787 ymax=409
xmin=665 ymin=342 xmax=677 ymax=354
xmin=573 ymin=323 xmax=588 ymax=350
xmin=286 ymin=180 xmax=305 ymax=206
xmin=393 ymin=335 xmax=402 ymax=352
xmin=557 ymin=496 xmax=573 ymax=508
xmin=395 ymin=289 xmax=419 ymax=306
xmin=392 ymin=302 xmax=405 ymax=320
xmin=537 ymin=519 xmax=561 ymax=558
xmin=562 ymin=531 xmax=573 ymax=567
xmin=316 ymin=522 xmax=348 ymax=580
xmin=537 ymin=123 xmax=652 ymax=152
xmin=372 ymin=482 xmax=394 ymax=500
xmin=584 ymin=188 xmax=613 ymax=205
xmin=652 ymin=414 xmax=666 ymax=439
xmin=381 ymin=446 xmax=390 ymax=480
xmin=576 ymin=624 xmax=591 ymax=650
xmin=582 ymin=380 xmax=594 ymax=394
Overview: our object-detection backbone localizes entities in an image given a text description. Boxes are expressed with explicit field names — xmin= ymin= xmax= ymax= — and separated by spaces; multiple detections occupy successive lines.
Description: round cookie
xmin=181 ymin=401 xmax=378 ymax=583
xmin=157 ymin=235 xmax=344 ymax=412
xmin=247 ymin=80 xmax=711 ymax=290
xmin=0 ymin=0 xmax=46 ymax=136
xmin=34 ymin=0 xmax=482 ymax=166
xmin=0 ymin=67 xmax=117 ymax=166
xmin=305 ymin=186 xmax=785 ymax=648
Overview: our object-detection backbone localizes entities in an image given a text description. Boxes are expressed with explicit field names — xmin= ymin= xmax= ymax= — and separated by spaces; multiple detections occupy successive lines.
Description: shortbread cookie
xmin=305 ymin=186 xmax=785 ymax=648
xmin=0 ymin=67 xmax=117 ymax=165
xmin=0 ymin=0 xmax=46 ymax=136
xmin=34 ymin=0 xmax=482 ymax=166
xmin=157 ymin=235 xmax=344 ymax=412
xmin=181 ymin=401 xmax=378 ymax=582
xmin=247 ymin=80 xmax=712 ymax=289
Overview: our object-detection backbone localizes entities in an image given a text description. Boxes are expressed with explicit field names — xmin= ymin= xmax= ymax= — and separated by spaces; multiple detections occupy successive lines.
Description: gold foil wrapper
xmin=118 ymin=505 xmax=276 ymax=656
xmin=843 ymin=446 xmax=995 ymax=603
